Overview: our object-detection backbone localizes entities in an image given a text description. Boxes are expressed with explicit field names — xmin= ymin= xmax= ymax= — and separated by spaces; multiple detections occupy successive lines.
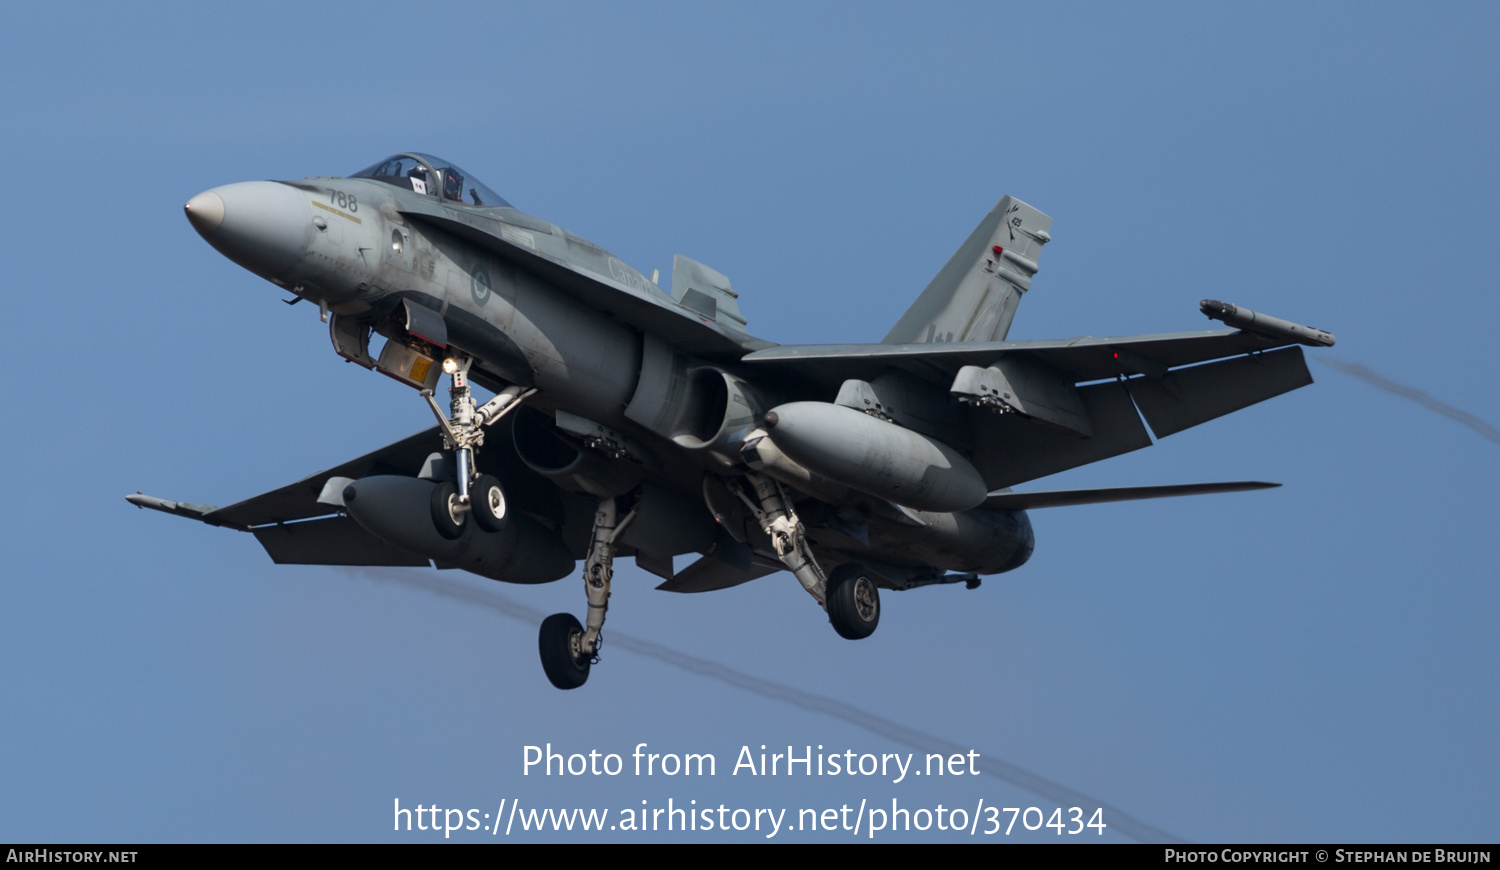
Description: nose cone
xmin=184 ymin=181 xmax=313 ymax=280
xmin=183 ymin=191 xmax=224 ymax=233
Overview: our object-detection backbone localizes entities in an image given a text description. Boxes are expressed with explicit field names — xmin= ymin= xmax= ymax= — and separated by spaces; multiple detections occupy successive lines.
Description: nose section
xmin=183 ymin=191 xmax=224 ymax=234
xmin=184 ymin=181 xmax=313 ymax=280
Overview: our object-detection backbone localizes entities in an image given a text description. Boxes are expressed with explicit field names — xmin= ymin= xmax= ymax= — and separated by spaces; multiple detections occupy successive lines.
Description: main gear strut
xmin=733 ymin=473 xmax=828 ymax=607
xmin=538 ymin=495 xmax=637 ymax=690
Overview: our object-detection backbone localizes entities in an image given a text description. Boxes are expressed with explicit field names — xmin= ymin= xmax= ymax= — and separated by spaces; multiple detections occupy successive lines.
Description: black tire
xmin=470 ymin=474 xmax=507 ymax=534
xmin=538 ymin=613 xmax=590 ymax=690
xmin=430 ymin=480 xmax=467 ymax=540
xmin=827 ymin=563 xmax=880 ymax=640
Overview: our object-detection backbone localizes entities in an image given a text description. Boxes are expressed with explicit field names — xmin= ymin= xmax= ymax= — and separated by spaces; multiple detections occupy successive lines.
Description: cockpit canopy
xmin=350 ymin=153 xmax=511 ymax=208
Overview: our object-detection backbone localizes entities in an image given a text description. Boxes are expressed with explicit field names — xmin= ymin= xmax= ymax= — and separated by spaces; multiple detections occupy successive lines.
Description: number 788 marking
xmin=328 ymin=189 xmax=358 ymax=213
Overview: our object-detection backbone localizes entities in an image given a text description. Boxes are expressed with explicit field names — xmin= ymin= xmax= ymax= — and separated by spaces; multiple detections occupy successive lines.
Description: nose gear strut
xmin=419 ymin=355 xmax=533 ymax=531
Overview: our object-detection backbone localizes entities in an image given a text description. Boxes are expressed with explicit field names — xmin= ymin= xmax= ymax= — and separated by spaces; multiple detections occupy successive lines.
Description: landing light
xmin=442 ymin=357 xmax=460 ymax=375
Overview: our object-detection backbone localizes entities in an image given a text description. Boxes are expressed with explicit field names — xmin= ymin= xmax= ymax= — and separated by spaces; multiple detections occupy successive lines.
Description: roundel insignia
xmin=471 ymin=265 xmax=492 ymax=306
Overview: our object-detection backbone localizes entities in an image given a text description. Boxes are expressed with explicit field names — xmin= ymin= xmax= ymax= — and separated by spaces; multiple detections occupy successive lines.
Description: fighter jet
xmin=131 ymin=152 xmax=1335 ymax=689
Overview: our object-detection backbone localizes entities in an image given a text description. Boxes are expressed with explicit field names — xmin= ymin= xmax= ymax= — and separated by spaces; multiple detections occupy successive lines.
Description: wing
xmin=128 ymin=427 xmax=448 ymax=566
xmin=126 ymin=416 xmax=724 ymax=582
xmin=743 ymin=326 xmax=1318 ymax=490
xmin=740 ymin=327 xmax=1290 ymax=384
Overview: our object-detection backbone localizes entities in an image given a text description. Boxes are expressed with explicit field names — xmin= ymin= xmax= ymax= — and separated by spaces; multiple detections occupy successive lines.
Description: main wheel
xmin=470 ymin=474 xmax=507 ymax=533
xmin=827 ymin=563 xmax=880 ymax=640
xmin=538 ymin=613 xmax=591 ymax=690
xmin=430 ymin=480 xmax=467 ymax=540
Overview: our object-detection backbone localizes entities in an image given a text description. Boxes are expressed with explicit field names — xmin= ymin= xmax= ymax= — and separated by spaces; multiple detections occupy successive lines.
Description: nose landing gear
xmin=419 ymin=355 xmax=532 ymax=539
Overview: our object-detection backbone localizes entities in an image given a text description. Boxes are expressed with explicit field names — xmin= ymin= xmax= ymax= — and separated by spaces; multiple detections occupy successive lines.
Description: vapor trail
xmin=343 ymin=566 xmax=1185 ymax=843
xmin=1318 ymin=359 xmax=1500 ymax=445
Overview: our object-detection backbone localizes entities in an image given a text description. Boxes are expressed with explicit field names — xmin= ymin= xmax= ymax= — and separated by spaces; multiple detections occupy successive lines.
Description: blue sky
xmin=1 ymin=1 xmax=1496 ymax=843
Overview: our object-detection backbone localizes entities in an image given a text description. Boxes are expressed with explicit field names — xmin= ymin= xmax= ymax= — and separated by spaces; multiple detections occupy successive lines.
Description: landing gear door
xmin=329 ymin=314 xmax=376 ymax=368
xmin=375 ymin=340 xmax=442 ymax=391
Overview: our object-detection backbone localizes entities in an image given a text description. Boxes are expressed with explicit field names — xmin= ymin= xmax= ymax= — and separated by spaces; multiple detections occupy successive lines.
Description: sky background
xmin=1 ymin=1 xmax=1496 ymax=843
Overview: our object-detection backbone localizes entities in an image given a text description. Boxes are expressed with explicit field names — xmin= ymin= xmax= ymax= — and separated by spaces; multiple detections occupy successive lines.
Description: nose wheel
xmin=430 ymin=481 xmax=467 ymax=539
xmin=470 ymin=473 xmax=507 ymax=533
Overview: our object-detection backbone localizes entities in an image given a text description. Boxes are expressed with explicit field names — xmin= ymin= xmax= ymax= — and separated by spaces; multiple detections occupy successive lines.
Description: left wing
xmin=740 ymin=327 xmax=1290 ymax=386
xmin=742 ymin=312 xmax=1330 ymax=490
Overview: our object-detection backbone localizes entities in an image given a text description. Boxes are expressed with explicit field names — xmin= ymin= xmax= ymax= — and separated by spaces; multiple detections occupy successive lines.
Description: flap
xmin=1128 ymin=346 xmax=1312 ymax=438
xmin=252 ymin=516 xmax=430 ymax=567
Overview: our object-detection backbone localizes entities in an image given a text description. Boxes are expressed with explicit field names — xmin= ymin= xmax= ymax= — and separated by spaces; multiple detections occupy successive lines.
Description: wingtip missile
xmin=1200 ymin=299 xmax=1336 ymax=347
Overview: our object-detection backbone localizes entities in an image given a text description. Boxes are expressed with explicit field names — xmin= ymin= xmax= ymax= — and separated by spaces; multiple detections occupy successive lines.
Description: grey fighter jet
xmin=131 ymin=153 xmax=1336 ymax=689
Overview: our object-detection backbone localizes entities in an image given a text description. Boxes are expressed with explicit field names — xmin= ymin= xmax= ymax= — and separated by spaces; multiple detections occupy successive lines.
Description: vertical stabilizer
xmin=883 ymin=196 xmax=1051 ymax=344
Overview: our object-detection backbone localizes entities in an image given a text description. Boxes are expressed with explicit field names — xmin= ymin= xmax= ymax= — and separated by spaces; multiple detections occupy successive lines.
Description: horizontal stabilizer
xmin=982 ymin=481 xmax=1280 ymax=511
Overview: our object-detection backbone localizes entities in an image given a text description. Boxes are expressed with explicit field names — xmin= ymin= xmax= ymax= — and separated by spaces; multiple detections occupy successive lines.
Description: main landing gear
xmin=538 ymin=496 xmax=637 ymax=690
xmin=420 ymin=356 xmax=532 ymax=540
xmin=730 ymin=473 xmax=881 ymax=643
xmin=826 ymin=563 xmax=880 ymax=639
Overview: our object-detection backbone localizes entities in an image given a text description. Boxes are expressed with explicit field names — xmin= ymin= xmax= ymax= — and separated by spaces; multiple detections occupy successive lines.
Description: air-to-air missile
xmin=1200 ymin=299 xmax=1337 ymax=348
